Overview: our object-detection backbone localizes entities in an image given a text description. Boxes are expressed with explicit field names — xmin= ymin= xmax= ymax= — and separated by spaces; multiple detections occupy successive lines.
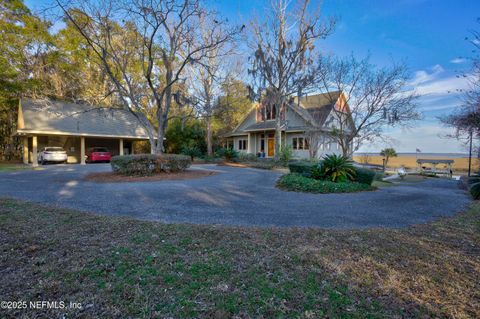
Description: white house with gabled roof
xmin=224 ymin=91 xmax=354 ymax=159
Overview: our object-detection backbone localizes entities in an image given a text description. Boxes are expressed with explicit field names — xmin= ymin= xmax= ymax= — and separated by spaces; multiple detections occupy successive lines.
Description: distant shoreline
xmin=354 ymin=153 xmax=472 ymax=159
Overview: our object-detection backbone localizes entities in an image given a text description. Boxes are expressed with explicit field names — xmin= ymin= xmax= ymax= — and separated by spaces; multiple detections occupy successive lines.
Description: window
xmin=238 ymin=139 xmax=247 ymax=150
xmin=292 ymin=137 xmax=309 ymax=150
xmin=257 ymin=105 xmax=283 ymax=121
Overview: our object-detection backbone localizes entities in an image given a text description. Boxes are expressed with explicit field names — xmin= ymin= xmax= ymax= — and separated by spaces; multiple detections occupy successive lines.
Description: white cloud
xmin=415 ymin=75 xmax=472 ymax=96
xmin=450 ymin=57 xmax=467 ymax=64
xmin=408 ymin=64 xmax=472 ymax=96
xmin=409 ymin=64 xmax=444 ymax=86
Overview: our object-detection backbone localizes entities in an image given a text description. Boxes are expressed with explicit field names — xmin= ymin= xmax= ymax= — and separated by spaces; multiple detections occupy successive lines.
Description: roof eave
xmin=15 ymin=129 xmax=153 ymax=140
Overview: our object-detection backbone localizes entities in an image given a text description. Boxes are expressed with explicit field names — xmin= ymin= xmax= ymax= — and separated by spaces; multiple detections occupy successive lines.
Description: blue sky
xmin=27 ymin=0 xmax=480 ymax=153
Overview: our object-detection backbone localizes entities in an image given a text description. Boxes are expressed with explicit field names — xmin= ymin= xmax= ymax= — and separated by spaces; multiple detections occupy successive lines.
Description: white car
xmin=38 ymin=147 xmax=68 ymax=164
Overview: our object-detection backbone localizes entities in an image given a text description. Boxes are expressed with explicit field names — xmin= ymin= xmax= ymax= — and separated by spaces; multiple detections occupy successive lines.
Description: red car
xmin=86 ymin=147 xmax=112 ymax=163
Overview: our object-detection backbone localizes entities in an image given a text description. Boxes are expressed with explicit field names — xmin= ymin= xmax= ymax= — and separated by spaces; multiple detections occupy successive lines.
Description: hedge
xmin=277 ymin=173 xmax=374 ymax=193
xmin=111 ymin=154 xmax=191 ymax=176
xmin=288 ymin=161 xmax=316 ymax=176
xmin=354 ymin=167 xmax=377 ymax=185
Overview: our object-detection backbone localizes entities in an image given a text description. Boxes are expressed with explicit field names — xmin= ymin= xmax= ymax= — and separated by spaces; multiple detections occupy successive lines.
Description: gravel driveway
xmin=0 ymin=164 xmax=471 ymax=228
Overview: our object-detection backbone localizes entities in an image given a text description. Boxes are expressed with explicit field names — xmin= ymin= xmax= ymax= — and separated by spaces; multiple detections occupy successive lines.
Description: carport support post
xmin=119 ymin=139 xmax=124 ymax=156
xmin=31 ymin=136 xmax=38 ymax=167
xmin=22 ymin=137 xmax=28 ymax=164
xmin=80 ymin=137 xmax=86 ymax=165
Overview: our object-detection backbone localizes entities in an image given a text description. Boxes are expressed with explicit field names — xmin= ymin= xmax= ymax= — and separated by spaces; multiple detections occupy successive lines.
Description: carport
xmin=16 ymin=99 xmax=152 ymax=166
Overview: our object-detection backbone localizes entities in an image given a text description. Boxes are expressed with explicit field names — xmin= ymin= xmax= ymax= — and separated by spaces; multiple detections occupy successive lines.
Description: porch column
xmin=247 ymin=133 xmax=252 ymax=154
xmin=22 ymin=137 xmax=29 ymax=164
xmin=80 ymin=137 xmax=86 ymax=165
xmin=119 ymin=139 xmax=124 ymax=156
xmin=32 ymin=135 xmax=38 ymax=167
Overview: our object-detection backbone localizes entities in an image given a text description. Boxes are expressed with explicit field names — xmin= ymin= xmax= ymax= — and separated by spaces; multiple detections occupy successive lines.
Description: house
xmin=16 ymin=99 xmax=152 ymax=166
xmin=224 ymin=91 xmax=354 ymax=159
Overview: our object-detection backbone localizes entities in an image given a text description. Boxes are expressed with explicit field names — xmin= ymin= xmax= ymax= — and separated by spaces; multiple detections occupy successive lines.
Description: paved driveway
xmin=0 ymin=164 xmax=471 ymax=228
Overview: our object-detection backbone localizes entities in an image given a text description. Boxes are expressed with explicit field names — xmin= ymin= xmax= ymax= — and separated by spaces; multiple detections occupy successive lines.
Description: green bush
xmin=236 ymin=153 xmax=258 ymax=162
xmin=181 ymin=145 xmax=202 ymax=161
xmin=373 ymin=171 xmax=385 ymax=181
xmin=354 ymin=168 xmax=377 ymax=185
xmin=278 ymin=145 xmax=293 ymax=166
xmin=468 ymin=177 xmax=480 ymax=199
xmin=216 ymin=148 xmax=238 ymax=161
xmin=111 ymin=154 xmax=191 ymax=176
xmin=246 ymin=160 xmax=276 ymax=170
xmin=277 ymin=173 xmax=374 ymax=193
xmin=288 ymin=161 xmax=316 ymax=176
xmin=317 ymin=154 xmax=356 ymax=183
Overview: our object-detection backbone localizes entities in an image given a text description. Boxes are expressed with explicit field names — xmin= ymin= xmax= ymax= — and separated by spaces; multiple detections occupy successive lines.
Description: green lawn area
xmin=0 ymin=163 xmax=32 ymax=172
xmin=1 ymin=198 xmax=479 ymax=318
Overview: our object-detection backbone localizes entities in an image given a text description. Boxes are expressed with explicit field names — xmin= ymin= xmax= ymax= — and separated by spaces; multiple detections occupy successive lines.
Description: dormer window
xmin=257 ymin=104 xmax=282 ymax=122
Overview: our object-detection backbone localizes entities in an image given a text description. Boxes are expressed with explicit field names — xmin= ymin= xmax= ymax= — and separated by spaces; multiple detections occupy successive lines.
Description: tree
xmin=440 ymin=25 xmax=480 ymax=141
xmin=247 ymin=0 xmax=335 ymax=160
xmin=55 ymin=0 xmax=239 ymax=154
xmin=188 ymin=17 xmax=236 ymax=156
xmin=213 ymin=79 xmax=252 ymax=137
xmin=380 ymin=148 xmax=397 ymax=168
xmin=0 ymin=0 xmax=52 ymax=160
xmin=315 ymin=55 xmax=420 ymax=157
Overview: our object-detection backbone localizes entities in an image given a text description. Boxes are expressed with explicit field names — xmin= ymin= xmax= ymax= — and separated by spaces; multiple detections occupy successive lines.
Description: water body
xmin=354 ymin=153 xmax=472 ymax=158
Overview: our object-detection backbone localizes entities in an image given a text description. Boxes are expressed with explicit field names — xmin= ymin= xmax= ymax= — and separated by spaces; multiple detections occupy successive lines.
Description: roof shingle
xmin=18 ymin=99 xmax=152 ymax=139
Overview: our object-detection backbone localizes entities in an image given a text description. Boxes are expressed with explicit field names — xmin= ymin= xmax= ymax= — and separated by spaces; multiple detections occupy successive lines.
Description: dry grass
xmin=84 ymin=169 xmax=216 ymax=183
xmin=354 ymin=155 xmax=480 ymax=171
xmin=0 ymin=198 xmax=479 ymax=318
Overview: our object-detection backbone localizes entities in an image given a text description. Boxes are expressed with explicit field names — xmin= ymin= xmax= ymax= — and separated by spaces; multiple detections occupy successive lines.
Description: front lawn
xmin=277 ymin=173 xmax=375 ymax=193
xmin=1 ymin=198 xmax=479 ymax=318
xmin=0 ymin=163 xmax=32 ymax=172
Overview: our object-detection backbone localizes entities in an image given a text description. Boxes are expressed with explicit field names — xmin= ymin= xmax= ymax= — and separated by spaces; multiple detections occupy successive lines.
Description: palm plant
xmin=316 ymin=154 xmax=356 ymax=182
xmin=380 ymin=148 xmax=397 ymax=168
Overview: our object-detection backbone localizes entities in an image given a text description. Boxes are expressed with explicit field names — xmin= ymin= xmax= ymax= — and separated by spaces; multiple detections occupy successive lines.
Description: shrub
xmin=373 ymin=171 xmax=385 ymax=181
xmin=216 ymin=148 xmax=238 ymax=161
xmin=277 ymin=173 xmax=374 ymax=193
xmin=288 ymin=161 xmax=316 ymax=176
xmin=181 ymin=145 xmax=202 ymax=161
xmin=246 ymin=161 xmax=276 ymax=170
xmin=236 ymin=153 xmax=258 ymax=162
xmin=468 ymin=177 xmax=480 ymax=199
xmin=278 ymin=145 xmax=293 ymax=166
xmin=354 ymin=168 xmax=377 ymax=185
xmin=111 ymin=154 xmax=191 ymax=176
xmin=316 ymin=154 xmax=356 ymax=183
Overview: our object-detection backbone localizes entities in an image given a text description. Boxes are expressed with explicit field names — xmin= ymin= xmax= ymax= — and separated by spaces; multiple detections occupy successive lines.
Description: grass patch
xmin=0 ymin=163 xmax=32 ymax=172
xmin=221 ymin=161 xmax=280 ymax=170
xmin=277 ymin=173 xmax=375 ymax=193
xmin=1 ymin=198 xmax=479 ymax=318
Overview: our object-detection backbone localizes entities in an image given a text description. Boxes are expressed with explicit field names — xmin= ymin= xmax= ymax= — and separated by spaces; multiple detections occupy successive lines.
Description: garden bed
xmin=219 ymin=161 xmax=280 ymax=170
xmin=277 ymin=173 xmax=375 ymax=193
xmin=85 ymin=169 xmax=216 ymax=183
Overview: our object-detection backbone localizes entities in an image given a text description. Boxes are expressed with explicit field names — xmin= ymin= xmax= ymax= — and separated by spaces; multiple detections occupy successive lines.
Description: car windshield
xmin=93 ymin=148 xmax=108 ymax=152
xmin=45 ymin=147 xmax=64 ymax=152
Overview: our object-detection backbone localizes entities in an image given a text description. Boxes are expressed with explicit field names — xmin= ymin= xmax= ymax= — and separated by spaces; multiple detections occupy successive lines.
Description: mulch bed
xmin=84 ymin=169 xmax=216 ymax=183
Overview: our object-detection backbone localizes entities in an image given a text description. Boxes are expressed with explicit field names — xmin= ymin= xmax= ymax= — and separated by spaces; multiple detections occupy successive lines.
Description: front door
xmin=267 ymin=139 xmax=274 ymax=157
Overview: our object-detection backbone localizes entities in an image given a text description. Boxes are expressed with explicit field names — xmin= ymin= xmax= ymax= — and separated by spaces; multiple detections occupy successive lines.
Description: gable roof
xmin=297 ymin=91 xmax=341 ymax=109
xmin=228 ymin=91 xmax=344 ymax=136
xmin=17 ymin=99 xmax=152 ymax=139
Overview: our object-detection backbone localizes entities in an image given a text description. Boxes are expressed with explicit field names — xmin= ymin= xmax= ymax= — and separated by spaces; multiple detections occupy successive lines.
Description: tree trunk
xmin=274 ymin=121 xmax=282 ymax=161
xmin=206 ymin=116 xmax=213 ymax=157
